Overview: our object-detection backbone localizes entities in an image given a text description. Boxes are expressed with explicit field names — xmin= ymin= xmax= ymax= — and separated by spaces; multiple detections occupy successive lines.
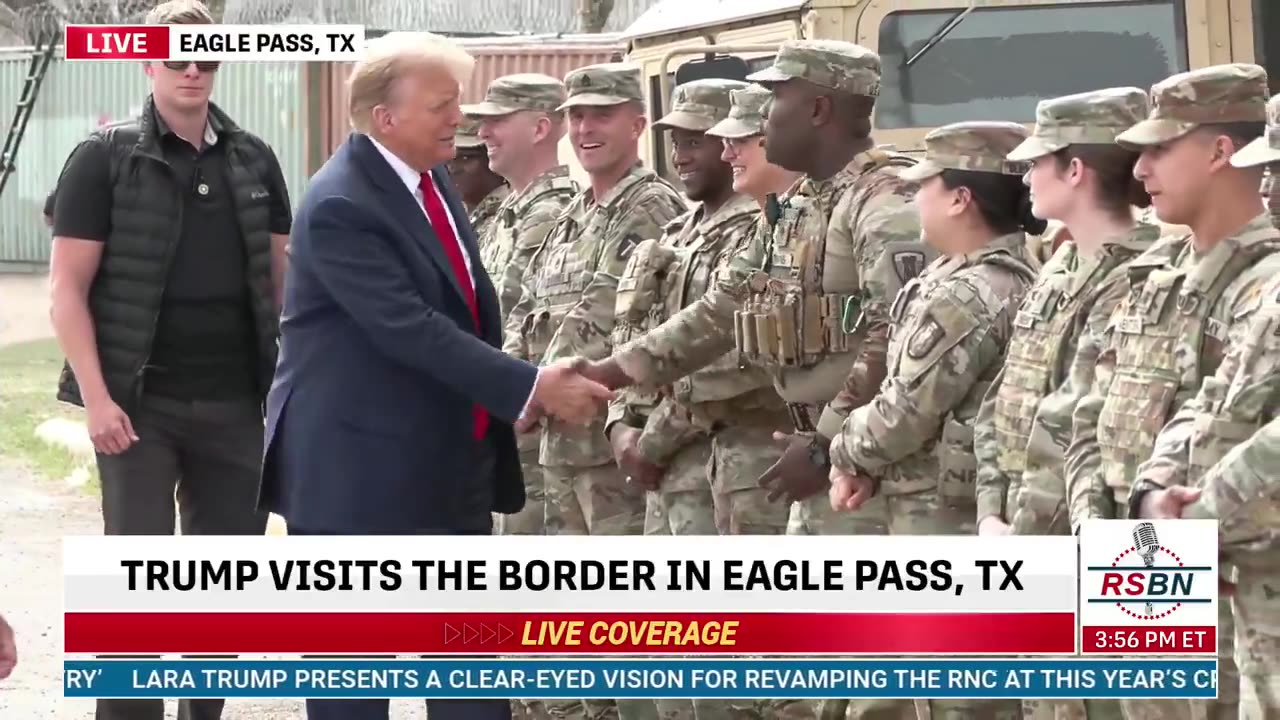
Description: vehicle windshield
xmin=875 ymin=0 xmax=1188 ymax=130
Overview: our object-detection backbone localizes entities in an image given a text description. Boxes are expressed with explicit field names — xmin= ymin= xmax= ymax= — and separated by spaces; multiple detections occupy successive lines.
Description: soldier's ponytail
xmin=940 ymin=169 xmax=1048 ymax=237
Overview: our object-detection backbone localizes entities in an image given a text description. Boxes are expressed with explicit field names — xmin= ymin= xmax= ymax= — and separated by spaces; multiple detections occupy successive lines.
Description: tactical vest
xmin=519 ymin=173 xmax=677 ymax=365
xmin=733 ymin=150 xmax=917 ymax=368
xmin=994 ymin=239 xmax=1150 ymax=475
xmin=1097 ymin=234 xmax=1280 ymax=502
xmin=481 ymin=177 xmax=575 ymax=275
xmin=481 ymin=174 xmax=577 ymax=320
xmin=1188 ymin=277 xmax=1280 ymax=478
xmin=56 ymin=100 xmax=279 ymax=411
xmin=881 ymin=248 xmax=1037 ymax=500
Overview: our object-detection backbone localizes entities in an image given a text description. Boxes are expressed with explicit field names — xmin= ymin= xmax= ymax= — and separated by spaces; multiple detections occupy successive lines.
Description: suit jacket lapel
xmin=351 ymin=133 xmax=468 ymax=306
xmin=433 ymin=165 xmax=501 ymax=339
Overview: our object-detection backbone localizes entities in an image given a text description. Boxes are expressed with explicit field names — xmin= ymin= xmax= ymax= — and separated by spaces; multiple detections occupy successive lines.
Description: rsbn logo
xmin=1088 ymin=522 xmax=1211 ymax=620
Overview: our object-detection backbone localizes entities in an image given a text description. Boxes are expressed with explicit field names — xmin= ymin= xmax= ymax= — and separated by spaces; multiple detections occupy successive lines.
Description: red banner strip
xmin=66 ymin=612 xmax=1075 ymax=655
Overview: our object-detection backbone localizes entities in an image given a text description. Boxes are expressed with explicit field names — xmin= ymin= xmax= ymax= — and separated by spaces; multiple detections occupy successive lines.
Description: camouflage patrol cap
xmin=1116 ymin=63 xmax=1269 ymax=149
xmin=461 ymin=73 xmax=567 ymax=117
xmin=707 ymin=84 xmax=773 ymax=139
xmin=653 ymin=78 xmax=748 ymax=132
xmin=900 ymin=121 xmax=1031 ymax=183
xmin=1230 ymin=95 xmax=1280 ymax=168
xmin=454 ymin=117 xmax=484 ymax=149
xmin=558 ymin=63 xmax=644 ymax=110
xmin=745 ymin=40 xmax=881 ymax=97
xmin=1006 ymin=87 xmax=1150 ymax=162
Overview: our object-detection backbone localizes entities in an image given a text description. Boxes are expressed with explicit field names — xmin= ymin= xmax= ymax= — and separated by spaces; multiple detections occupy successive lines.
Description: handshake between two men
xmin=515 ymin=356 xmax=634 ymax=433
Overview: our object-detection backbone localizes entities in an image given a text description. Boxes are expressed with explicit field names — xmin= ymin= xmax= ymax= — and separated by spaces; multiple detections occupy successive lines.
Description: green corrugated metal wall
xmin=0 ymin=48 xmax=309 ymax=266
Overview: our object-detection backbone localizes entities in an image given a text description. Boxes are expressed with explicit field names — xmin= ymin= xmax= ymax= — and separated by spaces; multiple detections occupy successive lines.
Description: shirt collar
xmin=368 ymin=134 xmax=426 ymax=195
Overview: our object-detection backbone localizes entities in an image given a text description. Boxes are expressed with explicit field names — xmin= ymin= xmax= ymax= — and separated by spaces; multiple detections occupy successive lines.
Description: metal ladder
xmin=0 ymin=33 xmax=58 ymax=199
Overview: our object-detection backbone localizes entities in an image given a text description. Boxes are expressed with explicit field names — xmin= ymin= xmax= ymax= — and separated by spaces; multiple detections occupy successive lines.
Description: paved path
xmin=0 ymin=463 xmax=435 ymax=718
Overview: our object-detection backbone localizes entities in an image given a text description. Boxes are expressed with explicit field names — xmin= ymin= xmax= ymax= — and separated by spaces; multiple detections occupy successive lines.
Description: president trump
xmin=260 ymin=33 xmax=611 ymax=720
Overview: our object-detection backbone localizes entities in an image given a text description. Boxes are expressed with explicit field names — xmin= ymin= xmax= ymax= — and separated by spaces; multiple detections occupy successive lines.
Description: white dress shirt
xmin=368 ymin=135 xmax=539 ymax=419
xmin=369 ymin=135 xmax=476 ymax=284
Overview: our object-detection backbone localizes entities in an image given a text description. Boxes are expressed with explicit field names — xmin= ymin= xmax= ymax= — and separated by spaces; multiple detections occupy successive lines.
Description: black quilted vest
xmin=56 ymin=97 xmax=279 ymax=410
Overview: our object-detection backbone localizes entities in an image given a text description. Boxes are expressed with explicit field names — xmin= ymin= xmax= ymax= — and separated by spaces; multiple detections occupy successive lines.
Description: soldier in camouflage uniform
xmin=608 ymin=78 xmax=801 ymax=720
xmin=970 ymin=87 xmax=1160 ymax=720
xmin=464 ymin=74 xmax=581 ymax=540
xmin=450 ymin=117 xmax=509 ymax=240
xmin=827 ymin=122 xmax=1038 ymax=720
xmin=1065 ymin=63 xmax=1278 ymax=720
xmin=1127 ymin=92 xmax=1280 ymax=720
xmin=580 ymin=41 xmax=930 ymax=720
xmin=502 ymin=63 xmax=684 ymax=720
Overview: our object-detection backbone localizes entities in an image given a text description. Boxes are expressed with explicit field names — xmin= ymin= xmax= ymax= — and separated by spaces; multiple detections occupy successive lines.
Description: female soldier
xmin=973 ymin=86 xmax=1158 ymax=720
xmin=974 ymin=87 xmax=1157 ymax=538
xmin=827 ymin=121 xmax=1042 ymax=720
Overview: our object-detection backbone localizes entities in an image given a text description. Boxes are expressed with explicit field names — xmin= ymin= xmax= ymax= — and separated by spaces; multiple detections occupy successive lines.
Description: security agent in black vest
xmin=49 ymin=33 xmax=289 ymax=720
xmin=53 ymin=92 xmax=290 ymax=510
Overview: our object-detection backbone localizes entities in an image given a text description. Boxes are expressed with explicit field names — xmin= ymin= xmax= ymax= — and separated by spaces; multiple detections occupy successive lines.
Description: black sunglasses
xmin=162 ymin=61 xmax=221 ymax=72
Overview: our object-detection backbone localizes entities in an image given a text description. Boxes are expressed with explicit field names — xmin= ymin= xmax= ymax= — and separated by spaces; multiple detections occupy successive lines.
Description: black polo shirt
xmin=52 ymin=113 xmax=292 ymax=401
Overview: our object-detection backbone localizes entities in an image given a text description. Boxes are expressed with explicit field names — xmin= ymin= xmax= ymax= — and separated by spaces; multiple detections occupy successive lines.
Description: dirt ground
xmin=0 ymin=274 xmax=427 ymax=718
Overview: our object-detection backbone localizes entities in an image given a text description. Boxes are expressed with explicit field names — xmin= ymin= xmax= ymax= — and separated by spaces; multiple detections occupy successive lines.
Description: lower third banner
xmin=63 ymin=659 xmax=1218 ymax=699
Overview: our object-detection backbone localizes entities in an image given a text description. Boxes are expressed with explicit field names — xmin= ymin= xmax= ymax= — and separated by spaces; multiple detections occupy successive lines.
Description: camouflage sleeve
xmin=501 ymin=246 xmax=546 ymax=359
xmin=1183 ymin=413 xmax=1280 ymax=552
xmin=830 ymin=277 xmax=1001 ymax=475
xmin=545 ymin=189 xmax=683 ymax=365
xmin=817 ymin=181 xmax=924 ymax=437
xmin=1064 ymin=327 xmax=1118 ymax=530
xmin=614 ymin=214 xmax=767 ymax=386
xmin=499 ymin=197 xmax=564 ymax=326
xmin=635 ymin=396 xmax=706 ymax=466
xmin=973 ymin=367 xmax=1011 ymax=523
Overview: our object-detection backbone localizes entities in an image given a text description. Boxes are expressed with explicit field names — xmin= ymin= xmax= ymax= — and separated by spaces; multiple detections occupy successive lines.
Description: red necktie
xmin=419 ymin=172 xmax=488 ymax=441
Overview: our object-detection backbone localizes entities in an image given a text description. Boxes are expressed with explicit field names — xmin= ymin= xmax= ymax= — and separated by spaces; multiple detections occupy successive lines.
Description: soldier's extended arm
xmin=830 ymin=278 xmax=1001 ymax=475
xmin=613 ymin=218 xmax=767 ymax=385
xmin=973 ymin=367 xmax=1011 ymax=524
xmin=1064 ymin=329 xmax=1118 ymax=529
xmin=815 ymin=184 xmax=924 ymax=439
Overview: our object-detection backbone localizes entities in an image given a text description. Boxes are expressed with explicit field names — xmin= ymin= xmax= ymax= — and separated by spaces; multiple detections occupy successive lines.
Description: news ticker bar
xmin=62 ymin=659 xmax=1220 ymax=700
xmin=64 ymin=612 xmax=1080 ymax=655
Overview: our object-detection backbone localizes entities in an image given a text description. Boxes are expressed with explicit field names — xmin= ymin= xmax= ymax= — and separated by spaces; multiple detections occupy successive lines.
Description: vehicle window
xmin=874 ymin=1 xmax=1188 ymax=130
xmin=745 ymin=55 xmax=777 ymax=76
xmin=1257 ymin=0 xmax=1280 ymax=94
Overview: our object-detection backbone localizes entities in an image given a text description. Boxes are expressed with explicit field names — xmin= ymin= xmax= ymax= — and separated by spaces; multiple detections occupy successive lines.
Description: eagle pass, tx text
xmin=120 ymin=557 xmax=1024 ymax=594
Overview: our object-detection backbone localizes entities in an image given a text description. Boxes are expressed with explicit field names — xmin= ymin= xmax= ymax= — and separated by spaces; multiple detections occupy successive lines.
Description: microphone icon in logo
xmin=1133 ymin=522 xmax=1160 ymax=615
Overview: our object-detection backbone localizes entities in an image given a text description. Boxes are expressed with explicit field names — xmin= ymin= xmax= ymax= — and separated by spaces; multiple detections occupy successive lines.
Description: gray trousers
xmin=93 ymin=394 xmax=268 ymax=720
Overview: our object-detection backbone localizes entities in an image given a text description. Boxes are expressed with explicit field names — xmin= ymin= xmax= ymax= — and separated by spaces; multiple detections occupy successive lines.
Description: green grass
xmin=0 ymin=338 xmax=97 ymax=487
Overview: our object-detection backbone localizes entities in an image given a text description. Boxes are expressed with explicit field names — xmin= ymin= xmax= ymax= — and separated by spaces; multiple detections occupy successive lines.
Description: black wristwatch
xmin=1127 ymin=480 xmax=1163 ymax=520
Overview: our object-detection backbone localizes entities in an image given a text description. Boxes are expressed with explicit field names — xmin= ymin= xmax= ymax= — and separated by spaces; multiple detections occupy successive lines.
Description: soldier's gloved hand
xmin=610 ymin=425 xmax=663 ymax=491
xmin=758 ymin=431 xmax=831 ymax=504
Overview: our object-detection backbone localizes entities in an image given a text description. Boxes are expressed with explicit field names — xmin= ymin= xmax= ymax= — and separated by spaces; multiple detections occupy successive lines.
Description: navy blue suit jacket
xmin=260 ymin=132 xmax=538 ymax=533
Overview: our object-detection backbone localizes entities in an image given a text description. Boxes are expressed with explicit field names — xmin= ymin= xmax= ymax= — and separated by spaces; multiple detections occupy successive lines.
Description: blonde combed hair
xmin=144 ymin=0 xmax=214 ymax=25
xmin=348 ymin=32 xmax=476 ymax=134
